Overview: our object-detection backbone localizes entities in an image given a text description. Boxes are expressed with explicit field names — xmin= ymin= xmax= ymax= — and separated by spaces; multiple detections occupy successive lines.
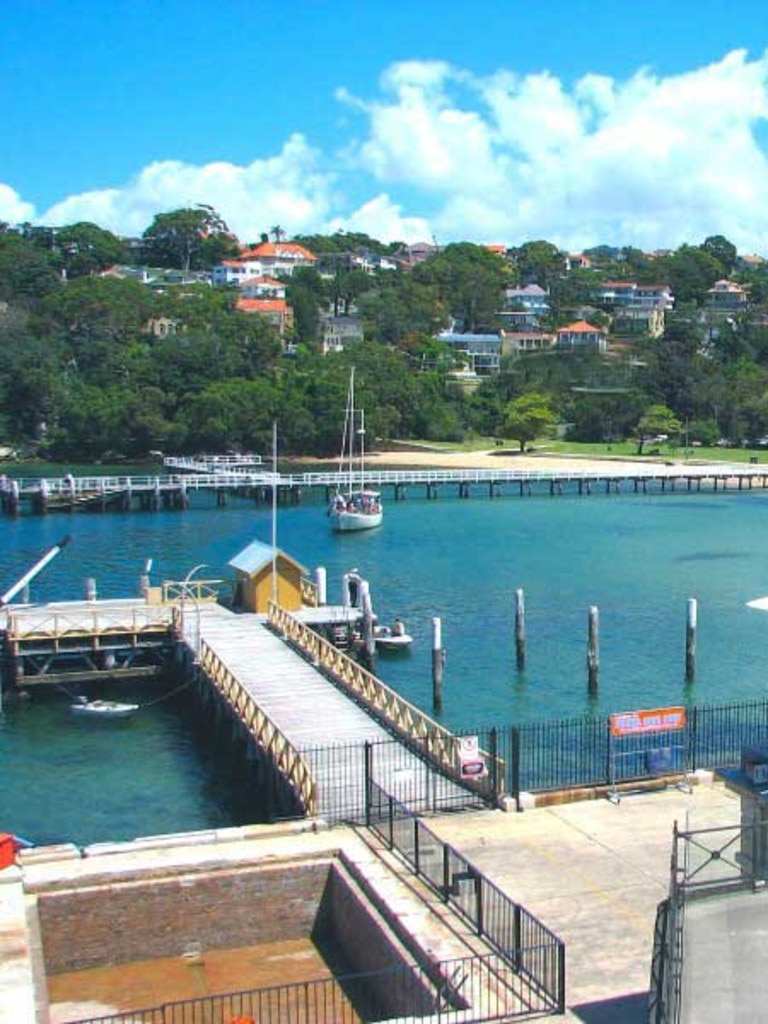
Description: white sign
xmin=458 ymin=735 xmax=488 ymax=780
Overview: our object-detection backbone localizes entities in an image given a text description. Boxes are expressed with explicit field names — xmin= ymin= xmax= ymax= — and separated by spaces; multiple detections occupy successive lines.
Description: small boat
xmin=70 ymin=696 xmax=139 ymax=719
xmin=374 ymin=622 xmax=413 ymax=651
xmin=329 ymin=368 xmax=383 ymax=533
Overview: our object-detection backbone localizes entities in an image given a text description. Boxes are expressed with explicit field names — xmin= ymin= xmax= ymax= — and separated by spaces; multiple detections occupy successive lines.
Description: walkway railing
xmin=368 ymin=780 xmax=566 ymax=1015
xmin=68 ymin=950 xmax=555 ymax=1024
xmin=196 ymin=638 xmax=318 ymax=817
xmin=268 ymin=603 xmax=503 ymax=795
xmin=4 ymin=460 xmax=767 ymax=496
xmin=4 ymin=605 xmax=173 ymax=643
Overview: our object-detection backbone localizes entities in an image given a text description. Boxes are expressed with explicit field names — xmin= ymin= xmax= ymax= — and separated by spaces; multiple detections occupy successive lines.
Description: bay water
xmin=3 ymin=473 xmax=768 ymax=845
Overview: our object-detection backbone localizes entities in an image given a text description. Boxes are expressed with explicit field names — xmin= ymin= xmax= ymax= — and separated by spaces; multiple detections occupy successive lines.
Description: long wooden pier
xmin=3 ymin=461 xmax=768 ymax=515
xmin=0 ymin=595 xmax=492 ymax=824
xmin=186 ymin=602 xmax=492 ymax=824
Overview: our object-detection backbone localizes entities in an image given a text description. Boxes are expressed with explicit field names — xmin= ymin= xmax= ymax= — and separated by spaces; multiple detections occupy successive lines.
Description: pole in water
xmin=432 ymin=616 xmax=444 ymax=712
xmin=0 ymin=535 xmax=72 ymax=607
xmin=360 ymin=579 xmax=376 ymax=670
xmin=685 ymin=597 xmax=697 ymax=684
xmin=514 ymin=588 xmax=526 ymax=670
xmin=587 ymin=605 xmax=599 ymax=695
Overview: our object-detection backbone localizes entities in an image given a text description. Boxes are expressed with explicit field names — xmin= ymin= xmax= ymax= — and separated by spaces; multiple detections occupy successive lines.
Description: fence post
xmin=689 ymin=705 xmax=697 ymax=773
xmin=558 ymin=941 xmax=567 ymax=1013
xmin=443 ymin=845 xmax=451 ymax=902
xmin=364 ymin=741 xmax=372 ymax=828
xmin=388 ymin=794 xmax=394 ymax=849
xmin=511 ymin=726 xmax=521 ymax=812
xmin=474 ymin=872 xmax=484 ymax=937
xmin=513 ymin=903 xmax=522 ymax=968
xmin=414 ymin=819 xmax=420 ymax=877
xmin=489 ymin=727 xmax=499 ymax=801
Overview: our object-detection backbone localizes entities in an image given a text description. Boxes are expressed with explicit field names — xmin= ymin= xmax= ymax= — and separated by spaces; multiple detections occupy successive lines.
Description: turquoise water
xmin=3 ymin=481 xmax=768 ymax=843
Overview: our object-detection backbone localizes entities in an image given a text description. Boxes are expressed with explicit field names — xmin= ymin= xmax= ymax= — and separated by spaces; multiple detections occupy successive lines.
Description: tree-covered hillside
xmin=3 ymin=215 xmax=768 ymax=460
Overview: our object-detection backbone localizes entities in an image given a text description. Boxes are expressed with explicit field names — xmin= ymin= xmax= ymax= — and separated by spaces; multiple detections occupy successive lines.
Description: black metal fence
xmin=367 ymin=780 xmax=566 ymax=1016
xmin=475 ymin=698 xmax=768 ymax=800
xmin=70 ymin=950 xmax=557 ymax=1024
xmin=291 ymin=699 xmax=768 ymax=825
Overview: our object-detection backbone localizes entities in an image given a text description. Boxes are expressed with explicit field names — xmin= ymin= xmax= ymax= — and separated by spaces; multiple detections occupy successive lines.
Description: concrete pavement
xmin=428 ymin=774 xmax=741 ymax=1021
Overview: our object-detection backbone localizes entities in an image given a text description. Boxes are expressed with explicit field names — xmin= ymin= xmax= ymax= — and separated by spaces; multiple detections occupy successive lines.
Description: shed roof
xmin=228 ymin=540 xmax=306 ymax=576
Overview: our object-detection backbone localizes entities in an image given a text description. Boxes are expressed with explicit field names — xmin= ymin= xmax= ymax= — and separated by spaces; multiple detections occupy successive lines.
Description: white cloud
xmin=326 ymin=193 xmax=432 ymax=243
xmin=6 ymin=50 xmax=768 ymax=251
xmin=38 ymin=134 xmax=336 ymax=241
xmin=0 ymin=184 xmax=35 ymax=224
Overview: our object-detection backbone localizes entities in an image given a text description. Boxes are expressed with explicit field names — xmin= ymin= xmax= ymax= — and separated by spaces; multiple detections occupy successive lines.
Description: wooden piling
xmin=514 ymin=588 xmax=526 ymax=670
xmin=587 ymin=605 xmax=599 ymax=694
xmin=360 ymin=580 xmax=376 ymax=671
xmin=685 ymin=597 xmax=697 ymax=684
xmin=432 ymin=616 xmax=444 ymax=712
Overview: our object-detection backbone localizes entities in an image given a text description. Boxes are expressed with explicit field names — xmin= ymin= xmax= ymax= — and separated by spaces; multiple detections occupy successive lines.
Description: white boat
xmin=329 ymin=368 xmax=383 ymax=533
xmin=374 ymin=623 xmax=413 ymax=651
xmin=70 ymin=697 xmax=139 ymax=719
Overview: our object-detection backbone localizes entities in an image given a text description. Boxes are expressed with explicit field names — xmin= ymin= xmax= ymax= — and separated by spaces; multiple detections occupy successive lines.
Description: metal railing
xmin=368 ymin=781 xmax=566 ymax=1016
xmin=268 ymin=603 xmax=503 ymax=795
xmin=196 ymin=639 xmax=318 ymax=817
xmin=67 ymin=950 xmax=558 ymax=1024
xmin=481 ymin=699 xmax=768 ymax=799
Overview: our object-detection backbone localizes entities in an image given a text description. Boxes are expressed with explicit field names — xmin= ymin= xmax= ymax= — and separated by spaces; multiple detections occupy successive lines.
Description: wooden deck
xmin=194 ymin=604 xmax=477 ymax=823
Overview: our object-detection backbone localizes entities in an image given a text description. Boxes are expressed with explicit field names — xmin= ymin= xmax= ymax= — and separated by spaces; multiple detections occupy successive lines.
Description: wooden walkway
xmin=193 ymin=604 xmax=477 ymax=824
xmin=4 ymin=460 xmax=768 ymax=515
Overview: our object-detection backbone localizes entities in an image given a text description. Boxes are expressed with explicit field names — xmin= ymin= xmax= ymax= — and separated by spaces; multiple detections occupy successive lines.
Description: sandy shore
xmin=285 ymin=446 xmax=670 ymax=473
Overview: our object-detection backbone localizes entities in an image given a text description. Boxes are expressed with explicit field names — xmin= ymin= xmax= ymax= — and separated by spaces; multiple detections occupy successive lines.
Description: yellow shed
xmin=228 ymin=540 xmax=308 ymax=613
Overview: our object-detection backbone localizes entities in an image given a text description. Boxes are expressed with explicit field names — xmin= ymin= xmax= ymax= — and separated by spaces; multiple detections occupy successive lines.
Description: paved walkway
xmin=428 ymin=775 xmax=741 ymax=1022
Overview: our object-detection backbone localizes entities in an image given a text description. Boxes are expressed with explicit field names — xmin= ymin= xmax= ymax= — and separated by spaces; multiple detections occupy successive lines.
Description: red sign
xmin=609 ymin=706 xmax=686 ymax=737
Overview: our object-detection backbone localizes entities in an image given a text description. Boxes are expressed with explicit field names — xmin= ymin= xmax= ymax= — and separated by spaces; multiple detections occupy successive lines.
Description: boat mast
xmin=347 ymin=367 xmax=356 ymax=489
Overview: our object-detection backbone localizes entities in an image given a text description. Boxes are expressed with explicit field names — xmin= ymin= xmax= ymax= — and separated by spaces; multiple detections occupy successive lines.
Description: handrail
xmin=1 ymin=461 xmax=765 ymax=496
xmin=268 ymin=602 xmax=503 ymax=790
xmin=196 ymin=637 xmax=318 ymax=816
xmin=162 ymin=579 xmax=223 ymax=603
xmin=6 ymin=606 xmax=173 ymax=640
xmin=299 ymin=575 xmax=319 ymax=607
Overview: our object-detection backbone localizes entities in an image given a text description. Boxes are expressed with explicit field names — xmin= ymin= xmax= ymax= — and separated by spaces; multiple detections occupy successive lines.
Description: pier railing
xmin=369 ymin=779 xmax=566 ymax=1015
xmin=67 ymin=950 xmax=557 ymax=1024
xmin=268 ymin=603 xmax=503 ymax=795
xmin=196 ymin=638 xmax=318 ymax=817
xmin=4 ymin=605 xmax=173 ymax=644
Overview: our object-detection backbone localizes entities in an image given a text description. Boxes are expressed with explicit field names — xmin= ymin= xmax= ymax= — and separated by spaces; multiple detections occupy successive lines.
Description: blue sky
xmin=4 ymin=0 xmax=768 ymax=252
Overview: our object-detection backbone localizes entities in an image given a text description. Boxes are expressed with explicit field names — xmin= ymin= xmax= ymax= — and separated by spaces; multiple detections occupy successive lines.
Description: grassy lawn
xmin=389 ymin=437 xmax=768 ymax=464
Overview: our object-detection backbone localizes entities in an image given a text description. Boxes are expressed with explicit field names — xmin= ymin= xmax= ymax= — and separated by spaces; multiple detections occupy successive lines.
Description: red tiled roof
xmin=239 ymin=242 xmax=316 ymax=261
xmin=558 ymin=320 xmax=602 ymax=333
xmin=236 ymin=298 xmax=287 ymax=313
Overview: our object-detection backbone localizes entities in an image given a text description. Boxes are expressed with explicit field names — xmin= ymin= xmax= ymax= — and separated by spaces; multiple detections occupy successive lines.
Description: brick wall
xmin=39 ymin=860 xmax=331 ymax=974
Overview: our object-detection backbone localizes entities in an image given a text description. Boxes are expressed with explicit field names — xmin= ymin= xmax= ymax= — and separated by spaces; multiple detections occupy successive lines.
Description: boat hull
xmin=330 ymin=509 xmax=383 ymax=532
xmin=71 ymin=700 xmax=139 ymax=719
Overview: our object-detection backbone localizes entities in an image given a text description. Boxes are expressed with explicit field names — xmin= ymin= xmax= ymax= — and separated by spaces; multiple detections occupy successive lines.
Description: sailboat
xmin=328 ymin=368 xmax=383 ymax=532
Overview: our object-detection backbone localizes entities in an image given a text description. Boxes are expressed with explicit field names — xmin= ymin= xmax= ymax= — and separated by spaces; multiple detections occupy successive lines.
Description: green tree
xmin=634 ymin=404 xmax=682 ymax=453
xmin=0 ymin=234 xmax=62 ymax=301
xmin=510 ymin=240 xmax=564 ymax=288
xmin=55 ymin=222 xmax=127 ymax=277
xmin=502 ymin=392 xmax=557 ymax=451
xmin=414 ymin=243 xmax=508 ymax=332
xmin=142 ymin=205 xmax=235 ymax=273
xmin=701 ymin=235 xmax=737 ymax=276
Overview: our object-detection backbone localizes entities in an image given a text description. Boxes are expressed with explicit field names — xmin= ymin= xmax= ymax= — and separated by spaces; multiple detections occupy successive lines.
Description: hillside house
xmin=320 ymin=315 xmax=365 ymax=354
xmin=236 ymin=297 xmax=294 ymax=336
xmin=555 ymin=320 xmax=607 ymax=353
